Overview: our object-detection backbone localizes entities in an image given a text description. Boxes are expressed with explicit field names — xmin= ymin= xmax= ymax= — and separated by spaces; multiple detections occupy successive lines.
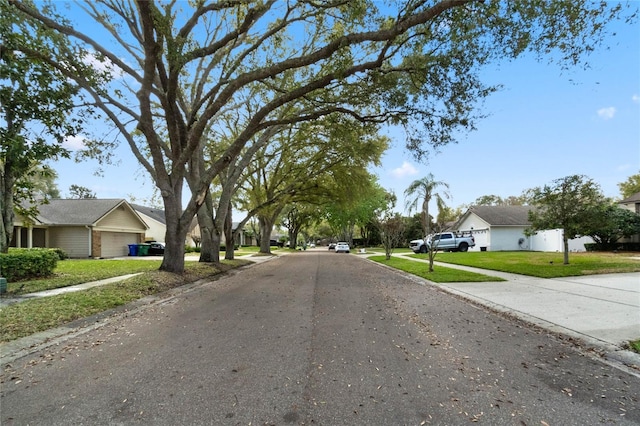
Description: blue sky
xmin=50 ymin=9 xmax=639 ymax=214
xmin=374 ymin=18 xmax=639 ymax=213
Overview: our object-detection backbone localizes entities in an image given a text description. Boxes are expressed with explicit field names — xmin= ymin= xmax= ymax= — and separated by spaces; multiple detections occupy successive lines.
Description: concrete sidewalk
xmin=438 ymin=269 xmax=639 ymax=347
xmin=0 ymin=274 xmax=142 ymax=308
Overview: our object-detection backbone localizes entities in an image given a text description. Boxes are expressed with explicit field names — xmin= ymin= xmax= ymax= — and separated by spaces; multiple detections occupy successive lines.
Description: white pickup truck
xmin=409 ymin=231 xmax=475 ymax=253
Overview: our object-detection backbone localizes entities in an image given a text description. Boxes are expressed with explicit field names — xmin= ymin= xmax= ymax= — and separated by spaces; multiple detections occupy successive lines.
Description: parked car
xmin=148 ymin=241 xmax=165 ymax=255
xmin=409 ymin=231 xmax=475 ymax=253
xmin=328 ymin=243 xmax=336 ymax=250
xmin=335 ymin=242 xmax=350 ymax=253
xmin=269 ymin=239 xmax=284 ymax=247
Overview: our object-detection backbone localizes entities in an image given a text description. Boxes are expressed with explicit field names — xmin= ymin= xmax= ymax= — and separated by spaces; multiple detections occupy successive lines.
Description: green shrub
xmin=0 ymin=248 xmax=59 ymax=282
xmin=50 ymin=247 xmax=69 ymax=260
xmin=585 ymin=242 xmax=640 ymax=252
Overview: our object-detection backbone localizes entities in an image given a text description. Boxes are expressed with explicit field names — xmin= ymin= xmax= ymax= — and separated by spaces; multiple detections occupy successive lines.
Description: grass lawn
xmin=6 ymin=248 xmax=271 ymax=295
xmin=409 ymin=251 xmax=640 ymax=278
xmin=369 ymin=255 xmax=506 ymax=283
xmin=5 ymin=259 xmax=164 ymax=295
xmin=0 ymin=259 xmax=251 ymax=342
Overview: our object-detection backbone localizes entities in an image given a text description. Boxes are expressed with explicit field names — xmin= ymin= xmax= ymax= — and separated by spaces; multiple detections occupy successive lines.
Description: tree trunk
xmin=428 ymin=250 xmax=435 ymax=272
xmin=289 ymin=226 xmax=302 ymax=249
xmin=199 ymin=222 xmax=222 ymax=263
xmin=224 ymin=202 xmax=234 ymax=260
xmin=258 ymin=216 xmax=275 ymax=254
xmin=288 ymin=230 xmax=294 ymax=248
xmin=159 ymin=193 xmax=190 ymax=273
xmin=563 ymin=231 xmax=570 ymax=265
xmin=197 ymin=193 xmax=220 ymax=263
xmin=423 ymin=197 xmax=430 ymax=237
xmin=0 ymin=172 xmax=15 ymax=253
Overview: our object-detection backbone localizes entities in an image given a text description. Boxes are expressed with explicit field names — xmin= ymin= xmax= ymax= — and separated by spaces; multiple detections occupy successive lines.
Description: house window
xmin=635 ymin=203 xmax=640 ymax=214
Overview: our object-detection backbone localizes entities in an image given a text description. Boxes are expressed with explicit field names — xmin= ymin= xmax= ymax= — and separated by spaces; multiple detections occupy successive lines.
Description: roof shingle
xmin=34 ymin=199 xmax=128 ymax=225
xmin=468 ymin=205 xmax=533 ymax=226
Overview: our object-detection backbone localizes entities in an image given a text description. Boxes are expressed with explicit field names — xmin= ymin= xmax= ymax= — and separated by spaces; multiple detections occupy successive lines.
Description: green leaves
xmin=0 ymin=0 xmax=104 ymax=251
xmin=527 ymin=174 xmax=606 ymax=263
xmin=582 ymin=203 xmax=640 ymax=247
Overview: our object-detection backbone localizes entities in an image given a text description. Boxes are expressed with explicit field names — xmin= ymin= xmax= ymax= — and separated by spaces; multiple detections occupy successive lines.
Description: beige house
xmin=131 ymin=203 xmax=200 ymax=247
xmin=12 ymin=199 xmax=148 ymax=258
xmin=619 ymin=191 xmax=640 ymax=214
xmin=618 ymin=191 xmax=640 ymax=243
xmin=130 ymin=204 xmax=169 ymax=243
xmin=173 ymin=219 xmax=256 ymax=248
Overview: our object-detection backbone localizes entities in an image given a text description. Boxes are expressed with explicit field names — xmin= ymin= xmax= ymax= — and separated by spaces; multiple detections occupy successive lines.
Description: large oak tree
xmin=8 ymin=0 xmax=632 ymax=272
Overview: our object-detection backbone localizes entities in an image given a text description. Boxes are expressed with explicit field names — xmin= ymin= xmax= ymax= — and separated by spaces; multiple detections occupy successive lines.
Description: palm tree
xmin=404 ymin=174 xmax=450 ymax=238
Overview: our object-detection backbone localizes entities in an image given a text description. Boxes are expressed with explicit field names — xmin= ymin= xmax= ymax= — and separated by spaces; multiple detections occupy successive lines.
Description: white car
xmin=334 ymin=242 xmax=350 ymax=253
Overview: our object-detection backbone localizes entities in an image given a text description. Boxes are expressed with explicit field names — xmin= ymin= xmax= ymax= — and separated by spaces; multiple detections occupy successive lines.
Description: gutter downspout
xmin=86 ymin=226 xmax=92 ymax=258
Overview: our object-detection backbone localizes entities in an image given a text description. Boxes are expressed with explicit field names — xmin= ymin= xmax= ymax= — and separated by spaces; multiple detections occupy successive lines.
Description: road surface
xmin=1 ymin=251 xmax=638 ymax=424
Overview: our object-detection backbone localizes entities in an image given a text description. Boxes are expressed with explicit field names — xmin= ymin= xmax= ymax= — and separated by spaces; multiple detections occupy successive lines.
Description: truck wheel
xmin=458 ymin=243 xmax=469 ymax=252
xmin=420 ymin=246 xmax=427 ymax=253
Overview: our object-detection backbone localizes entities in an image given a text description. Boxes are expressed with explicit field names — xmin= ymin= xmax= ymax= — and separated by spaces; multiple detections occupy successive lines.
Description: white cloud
xmin=632 ymin=94 xmax=639 ymax=103
xmin=390 ymin=161 xmax=418 ymax=178
xmin=597 ymin=106 xmax=616 ymax=120
xmin=63 ymin=135 xmax=86 ymax=150
xmin=82 ymin=51 xmax=125 ymax=79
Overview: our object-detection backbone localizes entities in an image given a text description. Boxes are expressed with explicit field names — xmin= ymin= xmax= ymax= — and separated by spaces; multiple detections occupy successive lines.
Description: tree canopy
xmin=582 ymin=203 xmax=640 ymax=248
xmin=8 ymin=0 xmax=633 ymax=271
xmin=618 ymin=173 xmax=640 ymax=199
xmin=68 ymin=184 xmax=96 ymax=199
xmin=472 ymin=194 xmax=528 ymax=207
xmin=527 ymin=175 xmax=604 ymax=264
xmin=0 ymin=0 xmax=100 ymax=252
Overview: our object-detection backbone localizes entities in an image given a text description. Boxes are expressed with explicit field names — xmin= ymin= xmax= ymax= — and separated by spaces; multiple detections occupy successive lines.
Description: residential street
xmin=1 ymin=251 xmax=639 ymax=425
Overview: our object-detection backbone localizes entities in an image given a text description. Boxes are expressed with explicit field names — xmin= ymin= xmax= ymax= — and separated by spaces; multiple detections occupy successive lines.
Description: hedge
xmin=0 ymin=248 xmax=62 ymax=282
xmin=584 ymin=242 xmax=640 ymax=252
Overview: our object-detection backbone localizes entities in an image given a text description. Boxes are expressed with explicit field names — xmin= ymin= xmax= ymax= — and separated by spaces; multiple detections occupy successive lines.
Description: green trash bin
xmin=0 ymin=277 xmax=6 ymax=294
xmin=137 ymin=244 xmax=150 ymax=256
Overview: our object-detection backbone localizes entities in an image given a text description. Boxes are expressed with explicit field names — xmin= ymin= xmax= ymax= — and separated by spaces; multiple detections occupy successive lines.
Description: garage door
xmin=101 ymin=232 xmax=138 ymax=257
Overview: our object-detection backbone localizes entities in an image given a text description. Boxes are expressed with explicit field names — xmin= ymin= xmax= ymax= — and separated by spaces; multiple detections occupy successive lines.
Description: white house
xmin=455 ymin=205 xmax=593 ymax=252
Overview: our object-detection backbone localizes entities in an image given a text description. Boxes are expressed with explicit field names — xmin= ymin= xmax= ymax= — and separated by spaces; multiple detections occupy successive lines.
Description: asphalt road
xmin=1 ymin=251 xmax=639 ymax=425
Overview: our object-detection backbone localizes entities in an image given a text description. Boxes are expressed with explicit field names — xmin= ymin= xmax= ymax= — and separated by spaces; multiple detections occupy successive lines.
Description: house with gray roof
xmin=619 ymin=191 xmax=640 ymax=213
xmin=455 ymin=205 xmax=592 ymax=252
xmin=12 ymin=199 xmax=148 ymax=258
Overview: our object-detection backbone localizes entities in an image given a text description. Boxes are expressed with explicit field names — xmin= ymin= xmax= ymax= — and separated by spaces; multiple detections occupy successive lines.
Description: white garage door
xmin=101 ymin=232 xmax=138 ymax=258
